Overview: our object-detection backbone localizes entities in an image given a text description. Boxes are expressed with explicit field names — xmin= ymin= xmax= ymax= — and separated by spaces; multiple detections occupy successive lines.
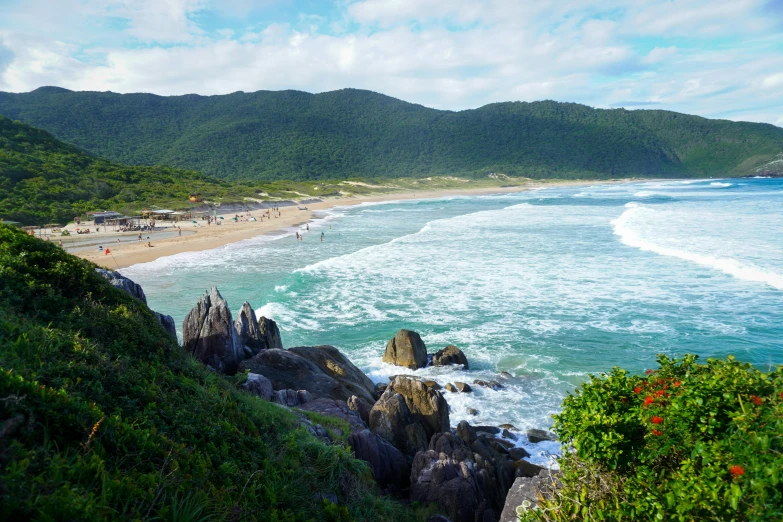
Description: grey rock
xmin=498 ymin=423 xmax=517 ymax=431
xmin=527 ymin=429 xmax=557 ymax=443
xmin=289 ymin=345 xmax=376 ymax=404
xmin=347 ymin=395 xmax=373 ymax=425
xmin=96 ymin=269 xmax=147 ymax=304
xmin=182 ymin=287 xmax=242 ymax=374
xmin=374 ymin=382 xmax=388 ymax=399
xmin=259 ymin=316 xmax=283 ymax=350
xmin=445 ymin=383 xmax=457 ymax=392
xmin=431 ymin=345 xmax=469 ymax=369
xmin=454 ymin=382 xmax=472 ymax=393
xmin=383 ymin=329 xmax=428 ymax=369
xmin=297 ymin=397 xmax=366 ymax=434
xmin=233 ymin=302 xmax=265 ymax=357
xmin=466 ymin=407 xmax=480 ymax=416
xmin=499 ymin=371 xmax=513 ymax=379
xmin=273 ymin=389 xmax=312 ymax=407
xmin=514 ymin=460 xmax=546 ymax=478
xmin=243 ymin=373 xmax=273 ymax=400
xmin=154 ymin=312 xmax=177 ymax=339
xmin=348 ymin=429 xmax=410 ymax=491
xmin=499 ymin=472 xmax=561 ymax=522
xmin=239 ymin=348 xmax=369 ymax=402
xmin=474 ymin=379 xmax=504 ymax=390
xmin=369 ymin=376 xmax=449 ymax=456
xmin=509 ymin=447 xmax=530 ymax=461
xmin=422 ymin=380 xmax=442 ymax=390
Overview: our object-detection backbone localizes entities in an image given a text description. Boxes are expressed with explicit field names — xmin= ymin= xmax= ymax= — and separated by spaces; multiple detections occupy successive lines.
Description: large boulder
xmin=297 ymin=398 xmax=367 ymax=434
xmin=499 ymin=472 xmax=560 ymax=522
xmin=259 ymin=316 xmax=283 ymax=350
xmin=383 ymin=329 xmax=428 ymax=369
xmin=96 ymin=269 xmax=147 ymax=304
xmin=289 ymin=345 xmax=376 ymax=404
xmin=526 ymin=429 xmax=557 ymax=443
xmin=182 ymin=287 xmax=242 ymax=374
xmin=234 ymin=302 xmax=266 ymax=358
xmin=348 ymin=430 xmax=410 ymax=492
xmin=239 ymin=347 xmax=375 ymax=403
xmin=243 ymin=373 xmax=273 ymax=400
xmin=410 ymin=428 xmax=518 ymax=522
xmin=431 ymin=345 xmax=469 ymax=369
xmin=154 ymin=312 xmax=177 ymax=339
xmin=369 ymin=376 xmax=449 ymax=456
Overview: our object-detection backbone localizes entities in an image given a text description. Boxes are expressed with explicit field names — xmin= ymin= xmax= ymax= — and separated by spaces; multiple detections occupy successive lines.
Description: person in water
xmin=320 ymin=232 xmax=324 ymax=242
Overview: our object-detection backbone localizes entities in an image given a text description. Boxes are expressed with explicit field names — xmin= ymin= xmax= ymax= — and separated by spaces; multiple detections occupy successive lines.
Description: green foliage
xmin=0 ymin=223 xmax=421 ymax=521
xmin=522 ymin=355 xmax=783 ymax=521
xmin=0 ymin=115 xmax=260 ymax=226
xmin=1 ymin=87 xmax=781 ymax=182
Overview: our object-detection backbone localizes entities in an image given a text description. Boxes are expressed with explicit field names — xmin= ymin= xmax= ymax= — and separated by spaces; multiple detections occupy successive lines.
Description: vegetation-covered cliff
xmin=0 ymin=224 xmax=423 ymax=521
xmin=1 ymin=87 xmax=781 ymax=181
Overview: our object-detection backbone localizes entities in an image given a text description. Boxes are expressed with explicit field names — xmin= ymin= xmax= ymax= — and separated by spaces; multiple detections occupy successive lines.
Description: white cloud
xmin=0 ymin=0 xmax=781 ymax=125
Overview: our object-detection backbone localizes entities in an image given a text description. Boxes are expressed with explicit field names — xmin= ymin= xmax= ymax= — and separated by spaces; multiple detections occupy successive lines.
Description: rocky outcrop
xmin=289 ymin=345 xmax=376 ymax=404
xmin=234 ymin=302 xmax=266 ymax=358
xmin=348 ymin=430 xmax=411 ymax=491
xmin=369 ymin=376 xmax=449 ymax=456
xmin=259 ymin=316 xmax=283 ymax=350
xmin=243 ymin=373 xmax=273 ymax=400
xmin=154 ymin=312 xmax=177 ymax=338
xmin=431 ymin=345 xmax=469 ymax=369
xmin=182 ymin=287 xmax=242 ymax=374
xmin=454 ymin=382 xmax=472 ymax=393
xmin=297 ymin=398 xmax=367 ymax=434
xmin=383 ymin=329 xmax=428 ymax=369
xmin=347 ymin=395 xmax=372 ymax=425
xmin=239 ymin=347 xmax=375 ymax=403
xmin=410 ymin=430 xmax=516 ymax=522
xmin=526 ymin=429 xmax=557 ymax=443
xmin=96 ymin=269 xmax=147 ymax=304
xmin=499 ymin=471 xmax=561 ymax=522
xmin=273 ymin=389 xmax=313 ymax=407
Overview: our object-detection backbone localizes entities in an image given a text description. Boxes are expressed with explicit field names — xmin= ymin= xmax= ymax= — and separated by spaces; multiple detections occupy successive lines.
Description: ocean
xmin=122 ymin=177 xmax=783 ymax=455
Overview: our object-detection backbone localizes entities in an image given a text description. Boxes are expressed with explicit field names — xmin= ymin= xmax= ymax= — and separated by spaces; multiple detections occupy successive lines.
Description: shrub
xmin=523 ymin=354 xmax=783 ymax=521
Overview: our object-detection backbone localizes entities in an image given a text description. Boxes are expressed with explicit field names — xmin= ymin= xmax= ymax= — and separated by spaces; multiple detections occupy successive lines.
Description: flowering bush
xmin=522 ymin=354 xmax=783 ymax=521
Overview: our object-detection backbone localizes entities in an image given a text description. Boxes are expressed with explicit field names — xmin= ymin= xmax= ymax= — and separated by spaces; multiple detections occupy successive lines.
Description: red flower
xmin=652 ymin=429 xmax=663 ymax=436
xmin=643 ymin=396 xmax=654 ymax=407
xmin=780 ymin=391 xmax=783 ymax=400
xmin=634 ymin=386 xmax=642 ymax=394
xmin=673 ymin=381 xmax=682 ymax=387
xmin=750 ymin=395 xmax=763 ymax=406
xmin=651 ymin=416 xmax=663 ymax=424
xmin=655 ymin=389 xmax=666 ymax=397
xmin=645 ymin=369 xmax=653 ymax=375
xmin=729 ymin=465 xmax=745 ymax=478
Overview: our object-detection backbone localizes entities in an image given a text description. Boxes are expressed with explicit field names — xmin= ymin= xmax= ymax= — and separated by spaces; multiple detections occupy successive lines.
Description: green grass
xmin=0 ymin=223 xmax=425 ymax=521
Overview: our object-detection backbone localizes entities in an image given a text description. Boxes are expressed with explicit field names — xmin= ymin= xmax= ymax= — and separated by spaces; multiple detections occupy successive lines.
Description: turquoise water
xmin=123 ymin=178 xmax=783 ymax=433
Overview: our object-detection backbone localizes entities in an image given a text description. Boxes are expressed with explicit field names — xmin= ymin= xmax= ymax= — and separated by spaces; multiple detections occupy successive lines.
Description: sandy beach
xmin=67 ymin=181 xmax=604 ymax=269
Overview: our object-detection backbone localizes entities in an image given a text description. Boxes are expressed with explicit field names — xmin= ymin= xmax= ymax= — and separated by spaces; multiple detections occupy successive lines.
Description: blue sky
xmin=0 ymin=0 xmax=782 ymax=125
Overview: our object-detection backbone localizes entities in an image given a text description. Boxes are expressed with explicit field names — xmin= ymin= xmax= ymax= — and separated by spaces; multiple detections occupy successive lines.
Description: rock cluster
xmin=382 ymin=329 xmax=471 ymax=372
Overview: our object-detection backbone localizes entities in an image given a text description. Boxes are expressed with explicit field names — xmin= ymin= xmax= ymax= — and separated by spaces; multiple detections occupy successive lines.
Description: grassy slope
xmin=0 ymin=223 xmax=424 ymax=521
xmin=0 ymin=87 xmax=781 ymax=181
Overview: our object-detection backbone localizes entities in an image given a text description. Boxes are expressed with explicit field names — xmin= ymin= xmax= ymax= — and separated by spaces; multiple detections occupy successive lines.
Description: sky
xmin=0 ymin=0 xmax=782 ymax=125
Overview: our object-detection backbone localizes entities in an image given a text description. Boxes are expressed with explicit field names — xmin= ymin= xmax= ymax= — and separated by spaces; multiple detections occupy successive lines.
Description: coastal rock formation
xmin=454 ymin=382 xmax=472 ymax=393
xmin=347 ymin=395 xmax=373 ymax=425
xmin=182 ymin=287 xmax=242 ymax=374
xmin=289 ymin=345 xmax=376 ymax=404
xmin=474 ymin=379 xmax=504 ymax=390
xmin=369 ymin=376 xmax=449 ymax=456
xmin=234 ymin=302 xmax=266 ymax=357
xmin=154 ymin=312 xmax=177 ymax=338
xmin=499 ymin=472 xmax=561 ymax=522
xmin=383 ymin=329 xmax=428 ymax=369
xmin=348 ymin=430 xmax=411 ymax=491
xmin=273 ymin=389 xmax=313 ymax=407
xmin=431 ymin=345 xmax=469 ymax=369
xmin=410 ymin=430 xmax=515 ymax=522
xmin=259 ymin=316 xmax=283 ymax=350
xmin=96 ymin=269 xmax=147 ymax=304
xmin=526 ymin=429 xmax=557 ymax=443
xmin=298 ymin=398 xmax=367 ymax=434
xmin=239 ymin=347 xmax=375 ymax=402
xmin=243 ymin=373 xmax=273 ymax=401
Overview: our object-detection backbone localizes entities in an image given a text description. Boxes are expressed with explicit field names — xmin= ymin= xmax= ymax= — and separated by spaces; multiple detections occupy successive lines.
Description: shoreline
xmin=75 ymin=179 xmax=631 ymax=269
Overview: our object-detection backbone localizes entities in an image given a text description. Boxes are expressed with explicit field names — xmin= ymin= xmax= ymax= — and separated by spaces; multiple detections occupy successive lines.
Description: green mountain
xmin=0 ymin=115 xmax=256 ymax=225
xmin=1 ymin=87 xmax=781 ymax=181
xmin=0 ymin=223 xmax=423 ymax=521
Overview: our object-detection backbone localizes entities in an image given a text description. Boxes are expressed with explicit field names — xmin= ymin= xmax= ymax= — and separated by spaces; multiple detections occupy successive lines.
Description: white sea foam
xmin=612 ymin=203 xmax=783 ymax=290
xmin=710 ymin=182 xmax=733 ymax=188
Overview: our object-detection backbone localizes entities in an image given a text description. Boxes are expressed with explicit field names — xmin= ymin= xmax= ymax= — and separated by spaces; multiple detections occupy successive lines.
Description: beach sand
xmin=71 ymin=181 xmax=604 ymax=269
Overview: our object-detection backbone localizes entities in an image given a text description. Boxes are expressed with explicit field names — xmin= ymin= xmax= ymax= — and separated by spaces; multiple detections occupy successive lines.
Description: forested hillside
xmin=1 ymin=87 xmax=781 ymax=181
xmin=0 ymin=115 xmax=253 ymax=225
